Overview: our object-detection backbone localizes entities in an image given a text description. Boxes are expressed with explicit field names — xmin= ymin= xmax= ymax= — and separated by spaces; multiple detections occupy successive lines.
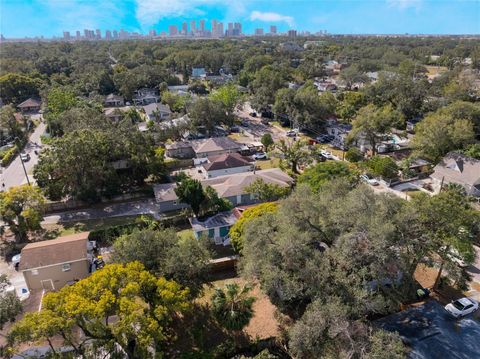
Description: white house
xmin=143 ymin=103 xmax=172 ymax=121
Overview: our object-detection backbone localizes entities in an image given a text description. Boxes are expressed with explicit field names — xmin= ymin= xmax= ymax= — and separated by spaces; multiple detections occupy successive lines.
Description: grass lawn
xmin=255 ymin=157 xmax=281 ymax=170
xmin=177 ymin=228 xmax=195 ymax=241
xmin=42 ymin=215 xmax=144 ymax=237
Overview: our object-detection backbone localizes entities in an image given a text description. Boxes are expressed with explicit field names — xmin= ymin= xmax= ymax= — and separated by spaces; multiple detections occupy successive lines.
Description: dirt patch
xmin=414 ymin=264 xmax=438 ymax=288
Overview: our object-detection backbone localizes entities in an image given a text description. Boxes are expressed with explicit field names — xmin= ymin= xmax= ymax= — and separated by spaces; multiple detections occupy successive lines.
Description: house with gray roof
xmin=104 ymin=94 xmax=124 ymax=107
xmin=431 ymin=152 xmax=480 ymax=196
xmin=143 ymin=103 xmax=171 ymax=121
xmin=190 ymin=211 xmax=238 ymax=244
xmin=192 ymin=137 xmax=242 ymax=158
xmin=153 ymin=168 xmax=293 ymax=213
xmin=201 ymin=153 xmax=254 ymax=178
xmin=17 ymin=98 xmax=41 ymax=113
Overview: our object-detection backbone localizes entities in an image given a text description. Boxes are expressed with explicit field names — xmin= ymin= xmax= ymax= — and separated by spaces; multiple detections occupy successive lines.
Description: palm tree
xmin=211 ymin=283 xmax=255 ymax=332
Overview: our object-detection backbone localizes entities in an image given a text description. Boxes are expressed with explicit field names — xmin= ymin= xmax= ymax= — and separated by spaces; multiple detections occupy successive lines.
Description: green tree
xmin=411 ymin=111 xmax=475 ymax=162
xmin=210 ymin=83 xmax=242 ymax=115
xmin=189 ymin=97 xmax=230 ymax=134
xmin=276 ymin=138 xmax=310 ymax=174
xmin=211 ymin=283 xmax=255 ymax=332
xmin=261 ymin=133 xmax=274 ymax=152
xmin=0 ymin=274 xmax=23 ymax=330
xmin=463 ymin=143 xmax=480 ymax=159
xmin=0 ymin=185 xmax=45 ymax=242
xmin=0 ymin=73 xmax=40 ymax=105
xmin=175 ymin=177 xmax=206 ymax=216
xmin=0 ymin=104 xmax=23 ymax=139
xmin=364 ymin=155 xmax=399 ymax=179
xmin=345 ymin=147 xmax=364 ymax=162
xmin=245 ymin=178 xmax=291 ymax=202
xmin=251 ymin=65 xmax=287 ymax=111
xmin=336 ymin=91 xmax=367 ymax=120
xmin=349 ymin=104 xmax=403 ymax=155
xmin=298 ymin=161 xmax=357 ymax=192
xmin=229 ymin=202 xmax=278 ymax=253
xmin=8 ymin=262 xmax=190 ymax=358
xmin=111 ymin=228 xmax=211 ymax=297
xmin=339 ymin=64 xmax=368 ymax=90
xmin=200 ymin=185 xmax=232 ymax=217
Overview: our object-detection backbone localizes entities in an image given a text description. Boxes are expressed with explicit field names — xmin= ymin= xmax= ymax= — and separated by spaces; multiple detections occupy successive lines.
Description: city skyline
xmin=1 ymin=0 xmax=479 ymax=39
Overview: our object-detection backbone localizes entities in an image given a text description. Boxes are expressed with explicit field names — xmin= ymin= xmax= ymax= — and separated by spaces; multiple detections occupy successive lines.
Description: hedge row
xmin=1 ymin=146 xmax=19 ymax=166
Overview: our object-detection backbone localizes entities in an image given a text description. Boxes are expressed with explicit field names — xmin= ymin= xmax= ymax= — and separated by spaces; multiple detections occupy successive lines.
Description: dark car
xmin=249 ymin=112 xmax=257 ymax=117
xmin=261 ymin=111 xmax=274 ymax=119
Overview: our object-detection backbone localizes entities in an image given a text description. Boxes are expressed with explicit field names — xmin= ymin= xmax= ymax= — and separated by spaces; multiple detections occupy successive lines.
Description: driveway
xmin=377 ymin=300 xmax=480 ymax=359
xmin=1 ymin=121 xmax=46 ymax=190
xmin=467 ymin=245 xmax=480 ymax=288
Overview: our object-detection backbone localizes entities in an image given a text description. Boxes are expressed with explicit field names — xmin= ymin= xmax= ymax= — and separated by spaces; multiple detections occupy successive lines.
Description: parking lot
xmin=377 ymin=300 xmax=480 ymax=359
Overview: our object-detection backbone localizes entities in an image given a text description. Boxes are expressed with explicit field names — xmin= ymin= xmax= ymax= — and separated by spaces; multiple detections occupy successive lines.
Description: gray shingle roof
xmin=203 ymin=153 xmax=253 ymax=171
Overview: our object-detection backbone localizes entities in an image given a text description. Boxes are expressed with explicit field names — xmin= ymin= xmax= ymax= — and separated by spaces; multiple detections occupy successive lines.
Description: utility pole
xmin=14 ymin=137 xmax=31 ymax=186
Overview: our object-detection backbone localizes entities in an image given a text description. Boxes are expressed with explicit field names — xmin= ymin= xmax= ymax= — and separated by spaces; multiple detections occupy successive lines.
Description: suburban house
xmin=165 ymin=137 xmax=243 ymax=159
xmin=190 ymin=211 xmax=238 ymax=244
xmin=154 ymin=168 xmax=294 ymax=213
xmin=143 ymin=103 xmax=172 ymax=121
xmin=431 ymin=152 xmax=480 ymax=196
xmin=104 ymin=107 xmax=129 ymax=122
xmin=201 ymin=153 xmax=254 ymax=179
xmin=325 ymin=119 xmax=352 ymax=149
xmin=189 ymin=204 xmax=257 ymax=244
xmin=133 ymin=88 xmax=159 ymax=106
xmin=17 ymin=98 xmax=41 ymax=113
xmin=192 ymin=67 xmax=207 ymax=79
xmin=314 ymin=80 xmax=337 ymax=92
xmin=104 ymin=93 xmax=124 ymax=107
xmin=18 ymin=233 xmax=93 ymax=291
xmin=407 ymin=158 xmax=432 ymax=177
xmin=167 ymin=85 xmax=190 ymax=96
xmin=192 ymin=137 xmax=243 ymax=158
xmin=165 ymin=141 xmax=195 ymax=159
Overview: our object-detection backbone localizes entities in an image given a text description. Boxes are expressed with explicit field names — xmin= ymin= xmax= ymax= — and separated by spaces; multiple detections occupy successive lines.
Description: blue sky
xmin=1 ymin=0 xmax=479 ymax=38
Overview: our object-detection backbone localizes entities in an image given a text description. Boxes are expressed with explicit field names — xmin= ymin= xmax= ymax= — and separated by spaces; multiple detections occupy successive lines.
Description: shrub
xmin=345 ymin=147 xmax=363 ymax=162
xmin=1 ymin=146 xmax=18 ymax=166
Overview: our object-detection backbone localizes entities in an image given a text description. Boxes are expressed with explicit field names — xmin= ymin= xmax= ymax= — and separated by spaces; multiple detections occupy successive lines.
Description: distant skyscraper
xmin=84 ymin=29 xmax=89 ymax=38
xmin=63 ymin=31 xmax=70 ymax=40
xmin=76 ymin=30 xmax=81 ymax=39
xmin=211 ymin=19 xmax=218 ymax=34
xmin=113 ymin=30 xmax=118 ymax=39
xmin=96 ymin=29 xmax=101 ymax=39
xmin=181 ymin=21 xmax=188 ymax=35
xmin=149 ymin=29 xmax=157 ymax=37
xmin=288 ymin=29 xmax=297 ymax=38
xmin=228 ymin=23 xmax=233 ymax=31
xmin=169 ymin=25 xmax=178 ymax=36
xmin=200 ymin=19 xmax=205 ymax=32
xmin=190 ymin=20 xmax=196 ymax=34
xmin=217 ymin=22 xmax=224 ymax=37
xmin=270 ymin=25 xmax=277 ymax=34
xmin=105 ymin=30 xmax=112 ymax=39
xmin=255 ymin=28 xmax=264 ymax=36
xmin=234 ymin=22 xmax=242 ymax=36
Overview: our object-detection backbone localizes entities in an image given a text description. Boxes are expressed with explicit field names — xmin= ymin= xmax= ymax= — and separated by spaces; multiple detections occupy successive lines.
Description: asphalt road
xmin=235 ymin=104 xmax=286 ymax=142
xmin=1 ymin=121 xmax=46 ymax=190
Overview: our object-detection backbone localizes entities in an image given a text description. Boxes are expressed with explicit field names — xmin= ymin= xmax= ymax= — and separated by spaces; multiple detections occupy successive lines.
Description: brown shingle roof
xmin=191 ymin=137 xmax=242 ymax=155
xmin=17 ymin=98 xmax=41 ymax=108
xmin=203 ymin=153 xmax=253 ymax=171
xmin=19 ymin=232 xmax=89 ymax=271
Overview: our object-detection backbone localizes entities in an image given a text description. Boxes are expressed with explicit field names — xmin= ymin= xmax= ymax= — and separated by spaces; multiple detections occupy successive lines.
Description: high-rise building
xmin=211 ymin=19 xmax=218 ymax=35
xmin=288 ymin=29 xmax=297 ymax=38
xmin=228 ymin=23 xmax=233 ymax=31
xmin=76 ymin=30 xmax=81 ymax=39
xmin=113 ymin=30 xmax=118 ymax=39
xmin=149 ymin=29 xmax=157 ymax=37
xmin=105 ymin=30 xmax=112 ymax=39
xmin=255 ymin=28 xmax=264 ymax=36
xmin=190 ymin=20 xmax=196 ymax=34
xmin=169 ymin=25 xmax=178 ymax=36
xmin=63 ymin=31 xmax=70 ymax=40
xmin=200 ymin=19 xmax=205 ymax=32
xmin=217 ymin=22 xmax=224 ymax=37
xmin=181 ymin=21 xmax=188 ymax=35
xmin=96 ymin=29 xmax=101 ymax=39
xmin=84 ymin=29 xmax=90 ymax=38
xmin=270 ymin=25 xmax=277 ymax=34
xmin=234 ymin=22 xmax=242 ymax=36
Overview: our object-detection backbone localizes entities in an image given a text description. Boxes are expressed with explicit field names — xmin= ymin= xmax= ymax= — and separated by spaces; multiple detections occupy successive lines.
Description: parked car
xmin=316 ymin=134 xmax=333 ymax=143
xmin=240 ymin=120 xmax=249 ymax=127
xmin=253 ymin=152 xmax=268 ymax=160
xmin=360 ymin=174 xmax=379 ymax=186
xmin=20 ymin=153 xmax=30 ymax=162
xmin=286 ymin=130 xmax=297 ymax=137
xmin=249 ymin=112 xmax=257 ymax=117
xmin=230 ymin=125 xmax=241 ymax=133
xmin=11 ymin=253 xmax=21 ymax=269
xmin=320 ymin=150 xmax=335 ymax=160
xmin=445 ymin=297 xmax=479 ymax=318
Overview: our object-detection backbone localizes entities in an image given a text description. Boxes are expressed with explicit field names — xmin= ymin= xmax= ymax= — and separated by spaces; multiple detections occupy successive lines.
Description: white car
xmin=20 ymin=153 xmax=30 ymax=162
xmin=286 ymin=130 xmax=297 ymax=137
xmin=445 ymin=297 xmax=478 ymax=318
xmin=11 ymin=253 xmax=21 ymax=267
xmin=360 ymin=174 xmax=379 ymax=186
xmin=253 ymin=152 xmax=268 ymax=160
xmin=320 ymin=150 xmax=335 ymax=160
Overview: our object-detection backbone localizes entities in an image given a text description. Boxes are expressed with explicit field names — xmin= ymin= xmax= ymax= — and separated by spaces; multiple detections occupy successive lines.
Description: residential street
xmin=41 ymin=199 xmax=161 ymax=224
xmin=1 ymin=121 xmax=46 ymax=190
